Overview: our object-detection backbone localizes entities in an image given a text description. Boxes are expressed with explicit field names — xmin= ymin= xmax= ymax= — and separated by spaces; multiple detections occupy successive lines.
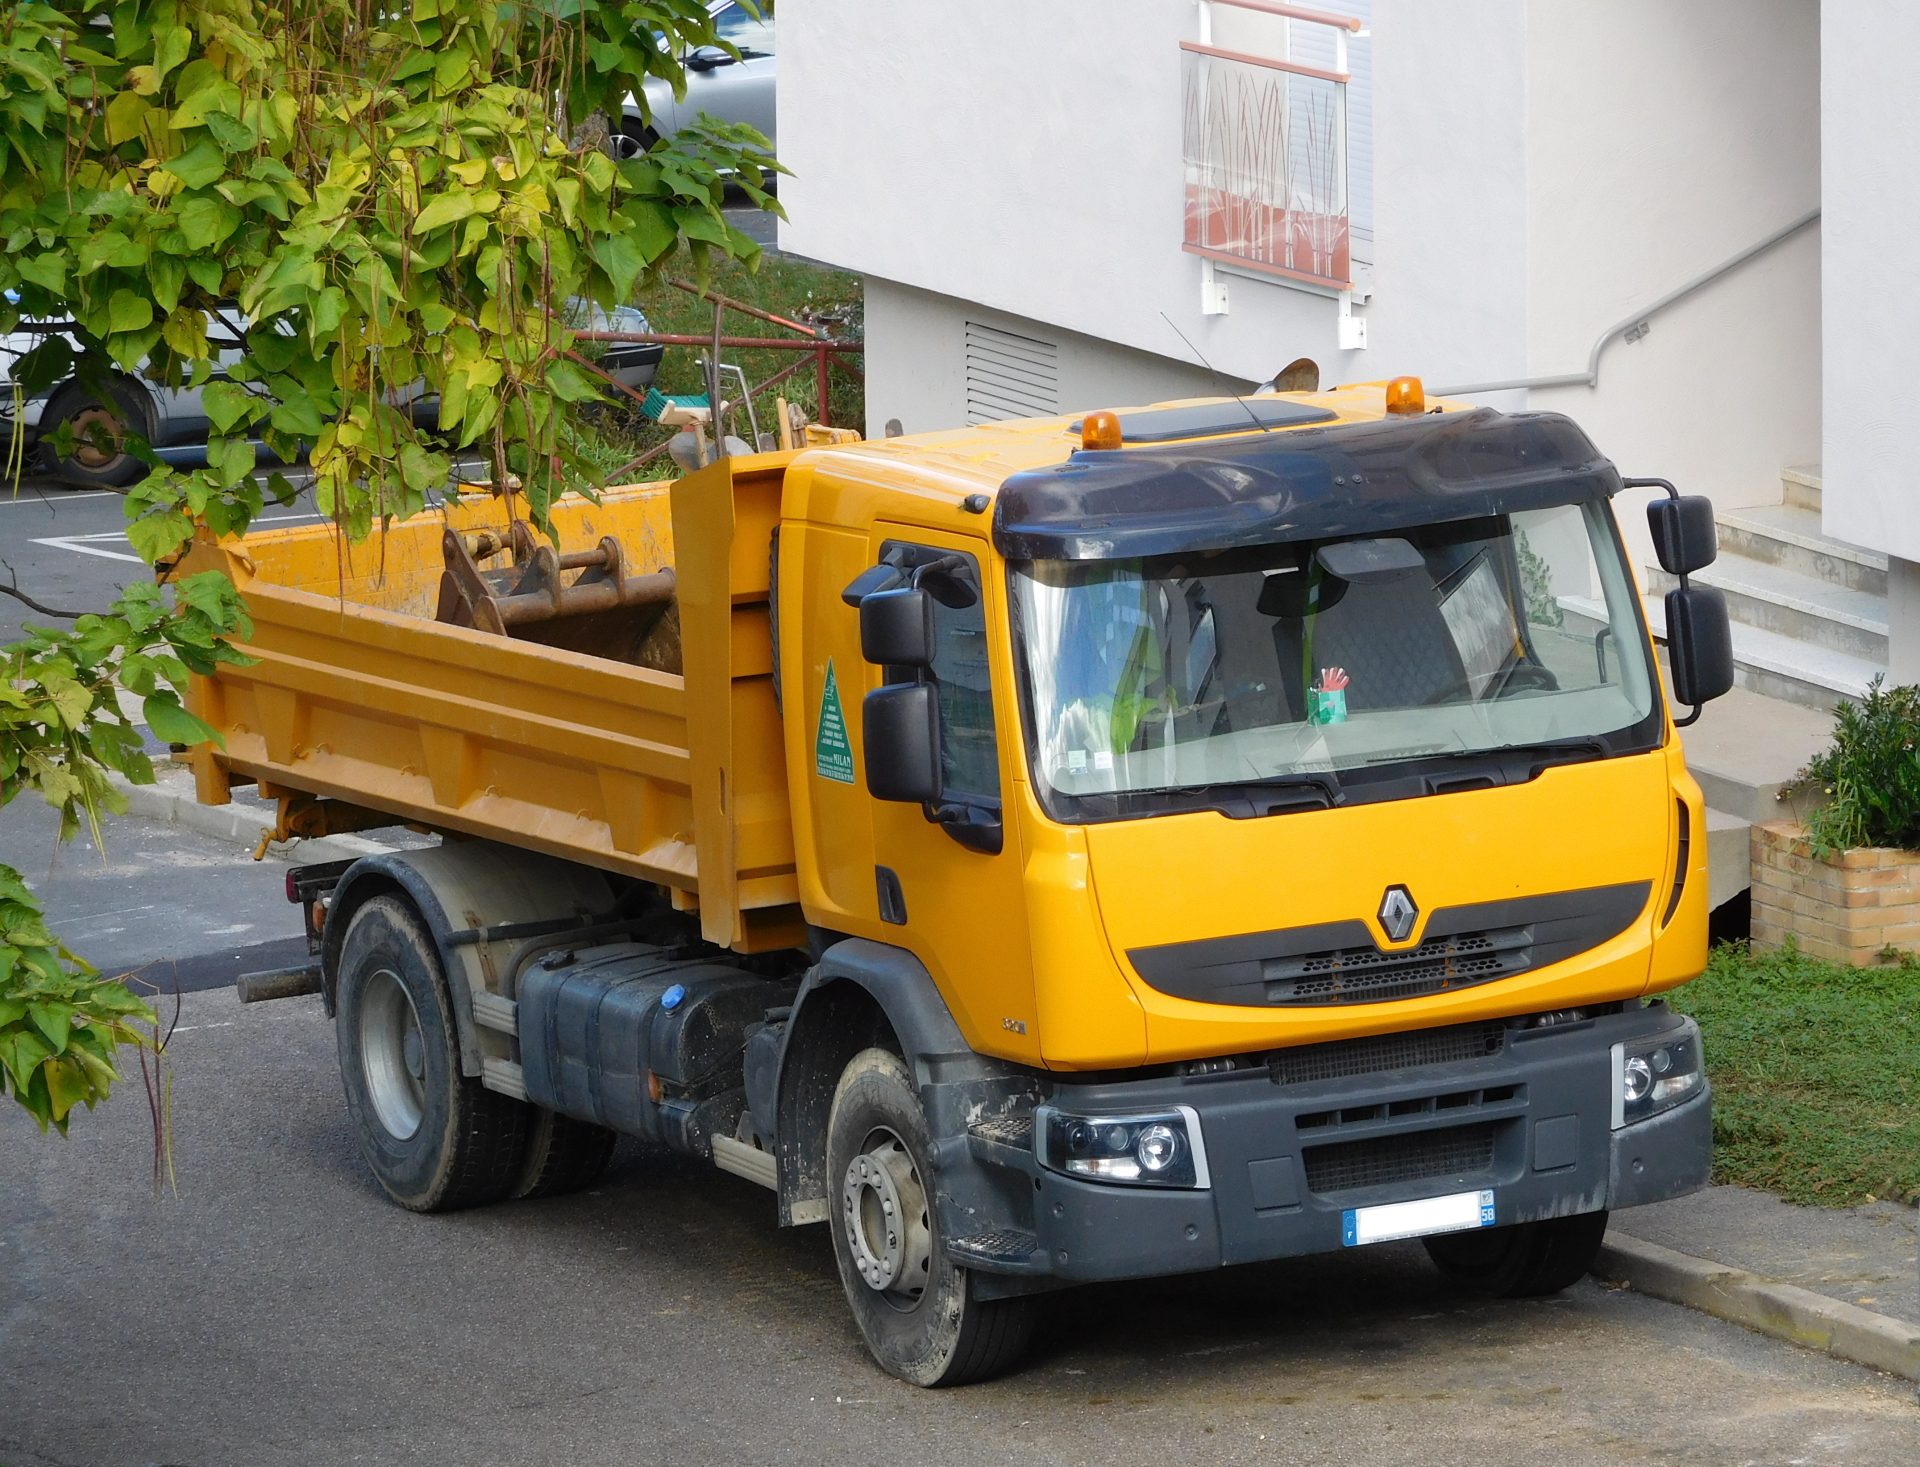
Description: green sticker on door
xmin=815 ymin=658 xmax=855 ymax=784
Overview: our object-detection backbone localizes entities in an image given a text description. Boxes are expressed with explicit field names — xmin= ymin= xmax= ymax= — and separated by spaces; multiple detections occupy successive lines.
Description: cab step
xmin=949 ymin=1228 xmax=1047 ymax=1273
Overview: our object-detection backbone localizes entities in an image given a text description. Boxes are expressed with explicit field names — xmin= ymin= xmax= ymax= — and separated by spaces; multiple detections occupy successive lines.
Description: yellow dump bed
xmin=180 ymin=455 xmax=802 ymax=953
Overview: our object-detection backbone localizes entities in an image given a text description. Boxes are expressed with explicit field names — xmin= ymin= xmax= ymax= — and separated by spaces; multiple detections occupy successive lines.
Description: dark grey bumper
xmin=956 ymin=1005 xmax=1710 ymax=1289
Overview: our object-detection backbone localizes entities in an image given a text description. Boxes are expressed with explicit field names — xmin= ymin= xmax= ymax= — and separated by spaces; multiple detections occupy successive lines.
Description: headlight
xmin=1034 ymin=1103 xmax=1211 ymax=1189
xmin=1611 ymin=1027 xmax=1704 ymax=1129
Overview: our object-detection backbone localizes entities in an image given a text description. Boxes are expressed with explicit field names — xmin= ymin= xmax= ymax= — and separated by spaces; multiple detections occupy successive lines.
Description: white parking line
xmin=30 ymin=531 xmax=143 ymax=563
xmin=29 ymin=510 xmax=329 ymax=565
xmin=0 ymin=489 xmax=119 ymax=507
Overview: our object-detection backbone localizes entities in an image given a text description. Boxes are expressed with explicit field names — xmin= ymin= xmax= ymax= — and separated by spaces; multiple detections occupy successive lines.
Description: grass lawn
xmin=588 ymin=245 xmax=864 ymax=477
xmin=1666 ymin=941 xmax=1920 ymax=1206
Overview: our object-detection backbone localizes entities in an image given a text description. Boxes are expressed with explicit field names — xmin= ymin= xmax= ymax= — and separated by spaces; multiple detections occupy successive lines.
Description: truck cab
xmin=760 ymin=381 xmax=1728 ymax=1373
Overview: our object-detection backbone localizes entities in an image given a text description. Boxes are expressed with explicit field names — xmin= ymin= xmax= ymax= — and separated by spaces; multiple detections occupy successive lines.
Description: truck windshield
xmin=1011 ymin=501 xmax=1659 ymax=817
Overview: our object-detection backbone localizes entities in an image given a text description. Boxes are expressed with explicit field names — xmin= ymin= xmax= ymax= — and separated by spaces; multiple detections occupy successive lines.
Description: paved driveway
xmin=5 ymin=980 xmax=1918 ymax=1467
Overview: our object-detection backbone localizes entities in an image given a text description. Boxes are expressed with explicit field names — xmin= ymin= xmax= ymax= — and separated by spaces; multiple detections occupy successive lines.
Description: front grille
xmin=1302 ymin=1121 xmax=1498 ymax=1195
xmin=1263 ymin=926 xmax=1530 ymax=1005
xmin=1269 ymin=1021 xmax=1507 ymax=1086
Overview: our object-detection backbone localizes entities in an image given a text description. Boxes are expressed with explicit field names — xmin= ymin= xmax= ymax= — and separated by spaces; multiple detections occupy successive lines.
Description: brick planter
xmin=1750 ymin=821 xmax=1920 ymax=965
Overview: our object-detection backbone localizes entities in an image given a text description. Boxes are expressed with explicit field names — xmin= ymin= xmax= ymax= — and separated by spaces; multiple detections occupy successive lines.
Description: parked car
xmin=0 ymin=301 xmax=662 ymax=487
xmin=622 ymin=0 xmax=775 ymax=154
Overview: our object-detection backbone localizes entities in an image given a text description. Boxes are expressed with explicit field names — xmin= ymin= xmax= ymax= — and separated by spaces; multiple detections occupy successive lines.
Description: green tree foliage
xmin=0 ymin=0 xmax=776 ymax=1135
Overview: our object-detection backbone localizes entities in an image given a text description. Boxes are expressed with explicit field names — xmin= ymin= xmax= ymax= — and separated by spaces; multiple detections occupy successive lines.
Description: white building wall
xmin=782 ymin=0 xmax=1820 ymax=561
xmin=780 ymin=0 xmax=1531 ymax=415
xmin=863 ymin=279 xmax=1225 ymax=440
xmin=1519 ymin=0 xmax=1821 ymax=558
xmin=1823 ymin=0 xmax=1920 ymax=586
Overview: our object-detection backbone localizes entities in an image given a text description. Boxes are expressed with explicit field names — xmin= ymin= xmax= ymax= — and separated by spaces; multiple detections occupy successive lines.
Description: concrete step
xmin=1782 ymin=463 xmax=1822 ymax=512
xmin=1648 ymin=594 xmax=1879 ymax=710
xmin=1705 ymin=808 xmax=1751 ymax=911
xmin=1644 ymin=558 xmax=1888 ymax=664
xmin=1563 ymin=593 xmax=1878 ymax=710
xmin=1669 ymin=683 xmax=1833 ymax=826
xmin=1714 ymin=502 xmax=1887 ymax=598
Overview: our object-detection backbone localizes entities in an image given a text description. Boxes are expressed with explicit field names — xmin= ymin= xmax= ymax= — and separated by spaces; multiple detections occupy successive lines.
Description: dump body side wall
xmin=184 ymin=468 xmax=804 ymax=954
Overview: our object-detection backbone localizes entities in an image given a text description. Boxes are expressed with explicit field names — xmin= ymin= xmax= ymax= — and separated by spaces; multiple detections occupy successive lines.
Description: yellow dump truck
xmin=189 ymin=378 xmax=1735 ymax=1385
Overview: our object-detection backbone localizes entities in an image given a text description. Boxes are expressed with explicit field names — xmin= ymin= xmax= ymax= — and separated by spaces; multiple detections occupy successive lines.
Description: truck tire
xmin=513 ymin=1107 xmax=618 ymax=1200
xmin=1423 ymin=1210 xmax=1610 ymax=1298
xmin=38 ymin=379 xmax=152 ymax=487
xmin=825 ymin=1047 xmax=1035 ymax=1386
xmin=334 ymin=896 xmax=528 ymax=1212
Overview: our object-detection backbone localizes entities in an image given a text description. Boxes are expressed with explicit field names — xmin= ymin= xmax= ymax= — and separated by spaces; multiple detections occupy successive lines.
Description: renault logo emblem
xmin=1378 ymin=885 xmax=1419 ymax=944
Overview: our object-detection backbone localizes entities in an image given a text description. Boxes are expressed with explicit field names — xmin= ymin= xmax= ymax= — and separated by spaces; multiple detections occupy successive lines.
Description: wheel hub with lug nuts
xmin=841 ymin=1132 xmax=933 ymax=1303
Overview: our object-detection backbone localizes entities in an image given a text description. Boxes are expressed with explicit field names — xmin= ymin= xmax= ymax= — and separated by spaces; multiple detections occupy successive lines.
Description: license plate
xmin=1342 ymin=1188 xmax=1496 ymax=1247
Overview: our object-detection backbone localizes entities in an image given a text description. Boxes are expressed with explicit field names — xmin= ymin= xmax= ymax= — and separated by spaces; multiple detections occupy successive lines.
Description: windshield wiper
xmin=1183 ymin=771 xmax=1343 ymax=816
xmin=1408 ymin=736 xmax=1612 ymax=782
xmin=1447 ymin=735 xmax=1609 ymax=762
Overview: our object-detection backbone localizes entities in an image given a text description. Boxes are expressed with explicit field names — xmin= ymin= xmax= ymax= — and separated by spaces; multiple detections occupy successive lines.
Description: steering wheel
xmin=1493 ymin=661 xmax=1560 ymax=697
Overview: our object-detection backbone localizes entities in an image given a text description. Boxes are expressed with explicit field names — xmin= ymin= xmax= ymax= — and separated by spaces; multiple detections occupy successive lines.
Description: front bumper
xmin=955 ymin=1004 xmax=1709 ymax=1287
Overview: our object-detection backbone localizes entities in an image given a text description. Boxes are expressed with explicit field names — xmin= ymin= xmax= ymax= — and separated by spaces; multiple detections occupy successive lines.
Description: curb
xmin=1598 ymin=1233 xmax=1920 ymax=1384
xmin=109 ymin=772 xmax=394 ymax=865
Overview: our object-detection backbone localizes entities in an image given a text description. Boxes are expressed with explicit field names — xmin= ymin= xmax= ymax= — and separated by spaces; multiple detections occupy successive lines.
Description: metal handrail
xmin=1210 ymin=0 xmax=1363 ymax=32
xmin=1179 ymin=38 xmax=1346 ymax=83
xmin=1435 ymin=207 xmax=1820 ymax=396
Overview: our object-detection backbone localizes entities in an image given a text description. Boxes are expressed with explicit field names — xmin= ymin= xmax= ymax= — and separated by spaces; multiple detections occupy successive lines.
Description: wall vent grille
xmin=964 ymin=322 xmax=1059 ymax=424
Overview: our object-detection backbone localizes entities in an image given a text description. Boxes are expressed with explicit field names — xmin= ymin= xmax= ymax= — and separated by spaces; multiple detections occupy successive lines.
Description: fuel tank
xmin=517 ymin=942 xmax=790 ymax=1156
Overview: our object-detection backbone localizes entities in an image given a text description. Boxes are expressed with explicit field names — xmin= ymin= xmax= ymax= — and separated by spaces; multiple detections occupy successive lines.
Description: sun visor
xmin=992 ymin=408 xmax=1623 ymax=561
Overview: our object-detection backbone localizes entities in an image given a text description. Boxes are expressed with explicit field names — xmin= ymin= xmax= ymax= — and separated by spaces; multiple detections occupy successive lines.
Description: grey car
xmin=0 ymin=301 xmax=662 ymax=487
xmin=622 ymin=0 xmax=775 ymax=154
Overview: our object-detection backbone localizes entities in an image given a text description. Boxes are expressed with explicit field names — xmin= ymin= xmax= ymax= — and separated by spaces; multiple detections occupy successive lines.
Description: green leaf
xmin=27 ymin=1002 xmax=71 ymax=1054
xmin=414 ymin=190 xmax=476 ymax=235
xmin=545 ymin=358 xmax=600 ymax=404
xmin=201 ymin=381 xmax=258 ymax=435
xmin=161 ymin=139 xmax=225 ymax=191
xmin=0 ymin=1029 xmax=50 ymax=1096
xmin=591 ymin=231 xmax=649 ymax=301
xmin=170 ymin=73 xmax=243 ymax=130
xmin=16 ymin=252 xmax=65 ymax=293
xmin=43 ymin=1054 xmax=88 ymax=1125
xmin=269 ymin=393 xmax=326 ymax=439
xmin=107 ymin=289 xmax=153 ymax=334
xmin=142 ymin=692 xmax=220 ymax=748
xmin=125 ymin=508 xmax=195 ymax=567
xmin=203 ymin=110 xmax=258 ymax=153
xmin=152 ymin=22 xmax=191 ymax=85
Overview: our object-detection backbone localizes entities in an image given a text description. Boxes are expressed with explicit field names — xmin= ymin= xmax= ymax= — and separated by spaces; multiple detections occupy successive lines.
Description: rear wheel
xmin=513 ymin=1107 xmax=617 ymax=1200
xmin=825 ymin=1048 xmax=1036 ymax=1386
xmin=38 ymin=380 xmax=152 ymax=487
xmin=1423 ymin=1211 xmax=1610 ymax=1297
xmin=334 ymin=896 xmax=528 ymax=1211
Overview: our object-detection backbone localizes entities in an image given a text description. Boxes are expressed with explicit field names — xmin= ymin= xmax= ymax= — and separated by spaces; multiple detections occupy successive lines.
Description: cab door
xmin=856 ymin=529 xmax=1041 ymax=1066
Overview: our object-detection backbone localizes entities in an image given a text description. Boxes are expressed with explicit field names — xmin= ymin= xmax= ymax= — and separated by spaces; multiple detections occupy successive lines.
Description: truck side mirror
xmin=864 ymin=683 xmax=941 ymax=803
xmin=1647 ymin=494 xmax=1717 ymax=575
xmin=860 ymin=587 xmax=934 ymax=667
xmin=1665 ymin=586 xmax=1734 ymax=724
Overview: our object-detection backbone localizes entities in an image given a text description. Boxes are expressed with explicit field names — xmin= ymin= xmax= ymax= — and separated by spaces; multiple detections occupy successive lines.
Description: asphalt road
xmin=0 ymin=790 xmax=308 ymax=994
xmin=3 ymin=821 xmax=1919 ymax=1466
xmin=0 ymin=478 xmax=334 ymax=643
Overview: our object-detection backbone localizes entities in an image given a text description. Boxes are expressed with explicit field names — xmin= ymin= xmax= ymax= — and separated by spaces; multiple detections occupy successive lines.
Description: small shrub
xmin=1783 ymin=676 xmax=1920 ymax=857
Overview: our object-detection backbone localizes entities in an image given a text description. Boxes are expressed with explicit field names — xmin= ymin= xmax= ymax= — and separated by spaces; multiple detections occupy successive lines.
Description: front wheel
xmin=1423 ymin=1210 xmax=1609 ymax=1297
xmin=825 ymin=1048 xmax=1035 ymax=1386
